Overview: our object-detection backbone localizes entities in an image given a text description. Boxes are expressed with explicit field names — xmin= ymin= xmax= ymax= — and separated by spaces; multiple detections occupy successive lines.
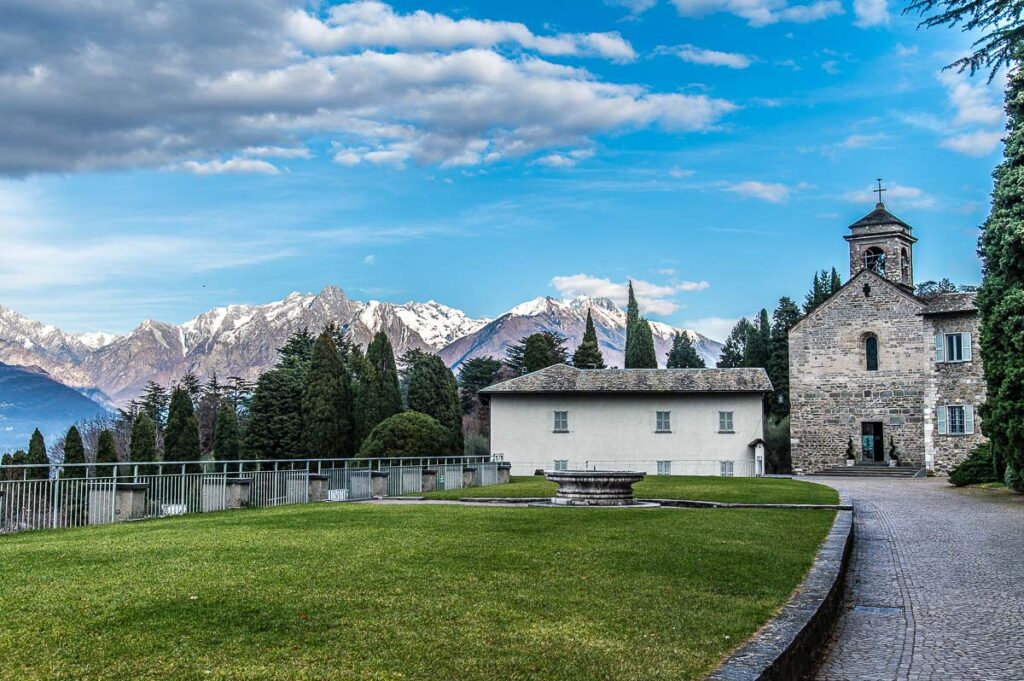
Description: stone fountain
xmin=539 ymin=470 xmax=658 ymax=507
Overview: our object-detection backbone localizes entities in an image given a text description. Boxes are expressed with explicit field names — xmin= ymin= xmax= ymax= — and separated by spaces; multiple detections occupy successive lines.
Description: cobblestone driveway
xmin=813 ymin=478 xmax=1024 ymax=680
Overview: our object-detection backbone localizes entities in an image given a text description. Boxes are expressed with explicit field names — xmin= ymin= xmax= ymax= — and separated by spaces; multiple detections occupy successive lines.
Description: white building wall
xmin=489 ymin=393 xmax=765 ymax=477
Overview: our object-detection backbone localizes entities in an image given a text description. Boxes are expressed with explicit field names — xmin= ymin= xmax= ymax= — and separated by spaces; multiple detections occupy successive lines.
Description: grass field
xmin=0 ymin=500 xmax=835 ymax=680
xmin=421 ymin=475 xmax=841 ymax=505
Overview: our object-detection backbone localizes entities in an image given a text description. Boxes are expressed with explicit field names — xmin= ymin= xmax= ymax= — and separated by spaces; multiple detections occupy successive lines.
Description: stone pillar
xmin=421 ymin=469 xmax=438 ymax=492
xmin=225 ymin=478 xmax=251 ymax=509
xmin=497 ymin=463 xmax=511 ymax=484
xmin=371 ymin=471 xmax=389 ymax=498
xmin=114 ymin=483 xmax=148 ymax=521
xmin=463 ymin=466 xmax=477 ymax=487
xmin=308 ymin=474 xmax=329 ymax=502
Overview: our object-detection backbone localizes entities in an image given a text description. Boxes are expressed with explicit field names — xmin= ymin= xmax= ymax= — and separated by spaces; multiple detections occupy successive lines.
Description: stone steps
xmin=810 ymin=465 xmax=924 ymax=478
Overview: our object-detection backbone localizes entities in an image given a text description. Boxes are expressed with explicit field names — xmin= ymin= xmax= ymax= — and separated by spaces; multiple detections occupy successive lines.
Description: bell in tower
xmin=844 ymin=179 xmax=917 ymax=290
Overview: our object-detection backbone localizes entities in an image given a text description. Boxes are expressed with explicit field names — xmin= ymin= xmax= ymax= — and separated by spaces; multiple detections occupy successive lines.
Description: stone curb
xmin=453 ymin=497 xmax=851 ymax=510
xmin=707 ymin=491 xmax=854 ymax=681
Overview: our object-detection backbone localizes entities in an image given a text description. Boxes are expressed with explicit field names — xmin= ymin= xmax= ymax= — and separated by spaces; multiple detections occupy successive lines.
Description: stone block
xmin=114 ymin=483 xmax=148 ymax=521
xmin=370 ymin=471 xmax=389 ymax=498
xmin=308 ymin=474 xmax=329 ymax=502
xmin=497 ymin=463 xmax=511 ymax=484
xmin=225 ymin=478 xmax=251 ymax=509
xmin=421 ymin=469 xmax=438 ymax=493
xmin=462 ymin=466 xmax=477 ymax=487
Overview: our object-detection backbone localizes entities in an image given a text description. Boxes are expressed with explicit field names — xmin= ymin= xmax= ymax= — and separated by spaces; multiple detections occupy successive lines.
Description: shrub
xmin=1005 ymin=465 xmax=1024 ymax=493
xmin=463 ymin=431 xmax=490 ymax=457
xmin=948 ymin=443 xmax=998 ymax=487
xmin=764 ymin=416 xmax=791 ymax=473
xmin=358 ymin=412 xmax=451 ymax=458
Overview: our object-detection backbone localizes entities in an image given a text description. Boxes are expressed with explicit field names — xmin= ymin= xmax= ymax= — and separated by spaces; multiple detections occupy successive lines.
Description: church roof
xmin=480 ymin=364 xmax=773 ymax=395
xmin=920 ymin=292 xmax=978 ymax=315
xmin=849 ymin=202 xmax=912 ymax=231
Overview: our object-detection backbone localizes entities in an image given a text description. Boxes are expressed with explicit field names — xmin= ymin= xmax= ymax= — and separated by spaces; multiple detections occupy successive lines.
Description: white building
xmin=481 ymin=364 xmax=772 ymax=477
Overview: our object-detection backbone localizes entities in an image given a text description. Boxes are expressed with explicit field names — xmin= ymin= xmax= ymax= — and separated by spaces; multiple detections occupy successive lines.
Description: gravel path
xmin=813 ymin=477 xmax=1024 ymax=680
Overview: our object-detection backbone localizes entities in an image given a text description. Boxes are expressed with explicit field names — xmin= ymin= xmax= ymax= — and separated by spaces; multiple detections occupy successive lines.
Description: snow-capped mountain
xmin=441 ymin=295 xmax=722 ymax=370
xmin=0 ymin=288 xmax=718 ymax=410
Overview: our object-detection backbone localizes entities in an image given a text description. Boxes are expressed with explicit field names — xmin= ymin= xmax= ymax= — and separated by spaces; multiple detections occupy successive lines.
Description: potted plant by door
xmin=888 ymin=437 xmax=900 ymax=467
xmin=846 ymin=436 xmax=856 ymax=467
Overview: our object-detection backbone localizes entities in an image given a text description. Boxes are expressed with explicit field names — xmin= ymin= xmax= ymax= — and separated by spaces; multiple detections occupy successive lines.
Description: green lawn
xmin=421 ymin=475 xmax=840 ymax=505
xmin=0 ymin=502 xmax=834 ymax=680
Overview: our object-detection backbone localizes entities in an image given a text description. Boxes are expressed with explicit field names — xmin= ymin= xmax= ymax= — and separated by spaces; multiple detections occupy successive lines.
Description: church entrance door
xmin=861 ymin=422 xmax=884 ymax=462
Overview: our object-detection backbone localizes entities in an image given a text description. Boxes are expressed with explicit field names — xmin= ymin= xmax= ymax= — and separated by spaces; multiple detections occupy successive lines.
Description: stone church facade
xmin=790 ymin=201 xmax=986 ymax=473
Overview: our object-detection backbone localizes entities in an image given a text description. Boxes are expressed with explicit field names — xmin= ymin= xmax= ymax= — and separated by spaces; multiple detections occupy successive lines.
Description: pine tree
xmin=803 ymin=272 xmax=825 ymax=314
xmin=130 ymin=413 xmax=158 ymax=474
xmin=573 ymin=309 xmax=607 ymax=369
xmin=506 ymin=332 xmax=569 ymax=375
xmin=196 ymin=374 xmax=223 ymax=456
xmin=767 ymin=297 xmax=803 ymax=417
xmin=666 ymin=331 xmax=705 ymax=368
xmin=277 ymin=329 xmax=316 ymax=371
xmin=138 ymin=381 xmax=170 ymax=431
xmin=178 ymin=372 xmax=202 ymax=405
xmin=458 ymin=356 xmax=505 ymax=414
xmin=407 ymin=354 xmax=463 ymax=455
xmin=26 ymin=428 xmax=49 ymax=479
xmin=301 ymin=331 xmax=354 ymax=459
xmin=975 ymin=64 xmax=1024 ymax=490
xmin=95 ymin=430 xmax=118 ymax=478
xmin=63 ymin=425 xmax=86 ymax=475
xmin=717 ymin=318 xmax=752 ymax=368
xmin=244 ymin=368 xmax=305 ymax=461
xmin=743 ymin=309 xmax=772 ymax=369
xmin=366 ymin=331 xmax=404 ymax=423
xmin=213 ymin=400 xmax=241 ymax=462
xmin=829 ymin=267 xmax=842 ymax=295
xmin=164 ymin=386 xmax=201 ymax=469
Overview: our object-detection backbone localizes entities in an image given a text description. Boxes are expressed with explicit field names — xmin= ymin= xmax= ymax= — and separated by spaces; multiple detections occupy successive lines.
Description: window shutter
xmin=934 ymin=335 xmax=945 ymax=363
xmin=963 ymin=333 xmax=973 ymax=362
xmin=965 ymin=405 xmax=975 ymax=434
xmin=937 ymin=406 xmax=947 ymax=435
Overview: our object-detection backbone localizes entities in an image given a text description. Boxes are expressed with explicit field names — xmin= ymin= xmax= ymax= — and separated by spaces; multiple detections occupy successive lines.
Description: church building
xmin=789 ymin=192 xmax=986 ymax=474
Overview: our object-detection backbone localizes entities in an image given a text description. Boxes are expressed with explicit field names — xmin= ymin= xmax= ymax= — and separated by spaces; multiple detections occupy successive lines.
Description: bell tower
xmin=844 ymin=179 xmax=917 ymax=290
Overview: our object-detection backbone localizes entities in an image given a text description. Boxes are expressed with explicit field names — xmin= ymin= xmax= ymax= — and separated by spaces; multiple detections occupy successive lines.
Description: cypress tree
xmin=573 ymin=309 xmax=607 ymax=369
xmin=407 ymin=354 xmax=463 ymax=455
xmin=366 ymin=331 xmax=403 ymax=420
xmin=9 ymin=450 xmax=28 ymax=480
xmin=767 ymin=297 xmax=803 ymax=417
xmin=627 ymin=318 xmax=658 ymax=368
xmin=666 ymin=331 xmax=705 ymax=368
xmin=95 ymin=430 xmax=118 ymax=478
xmin=165 ymin=386 xmax=201 ymax=469
xmin=302 ymin=330 xmax=354 ymax=459
xmin=63 ymin=425 xmax=87 ymax=477
xmin=624 ymin=281 xmax=644 ymax=368
xmin=743 ymin=309 xmax=772 ymax=368
xmin=213 ymin=400 xmax=241 ymax=462
xmin=244 ymin=368 xmax=305 ymax=461
xmin=130 ymin=413 xmax=158 ymax=475
xmin=829 ymin=267 xmax=843 ymax=294
xmin=717 ymin=318 xmax=752 ymax=368
xmin=976 ymin=63 xmax=1024 ymax=490
xmin=26 ymin=428 xmax=48 ymax=479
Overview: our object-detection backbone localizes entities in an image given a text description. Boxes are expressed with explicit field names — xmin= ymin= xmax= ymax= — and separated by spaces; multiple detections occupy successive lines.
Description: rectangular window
xmin=554 ymin=459 xmax=568 ymax=471
xmin=657 ymin=460 xmax=672 ymax=476
xmin=720 ymin=461 xmax=734 ymax=477
xmin=718 ymin=411 xmax=734 ymax=433
xmin=946 ymin=333 xmax=963 ymax=362
xmin=553 ymin=411 xmax=569 ymax=432
xmin=938 ymin=405 xmax=974 ymax=436
xmin=656 ymin=411 xmax=671 ymax=433
xmin=937 ymin=333 xmax=972 ymax=363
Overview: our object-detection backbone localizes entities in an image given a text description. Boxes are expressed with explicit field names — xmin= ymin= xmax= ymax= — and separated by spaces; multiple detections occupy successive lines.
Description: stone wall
xmin=790 ymin=271 xmax=928 ymax=472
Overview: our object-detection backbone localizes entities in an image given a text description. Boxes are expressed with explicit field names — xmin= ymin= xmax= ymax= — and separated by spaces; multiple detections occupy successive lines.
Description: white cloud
xmin=801 ymin=132 xmax=887 ymax=156
xmin=895 ymin=43 xmax=918 ymax=57
xmin=842 ymin=181 xmax=937 ymax=209
xmin=821 ymin=60 xmax=840 ymax=75
xmin=853 ymin=0 xmax=889 ymax=27
xmin=535 ymin=148 xmax=595 ymax=168
xmin=363 ymin=254 xmax=377 ymax=265
xmin=724 ymin=180 xmax=793 ymax=203
xmin=669 ymin=0 xmax=842 ymax=26
xmin=241 ymin=146 xmax=312 ymax=159
xmin=669 ymin=166 xmax=695 ymax=178
xmin=606 ymin=0 xmax=660 ymax=16
xmin=176 ymin=158 xmax=281 ymax=175
xmin=938 ymin=71 xmax=1003 ymax=126
xmin=680 ymin=316 xmax=739 ymax=342
xmin=940 ymin=130 xmax=1004 ymax=156
xmin=662 ymin=45 xmax=752 ymax=69
xmin=286 ymin=2 xmax=637 ymax=62
xmin=551 ymin=273 xmax=709 ymax=316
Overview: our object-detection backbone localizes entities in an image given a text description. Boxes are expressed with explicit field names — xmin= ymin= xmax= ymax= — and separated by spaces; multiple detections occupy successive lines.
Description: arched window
xmin=863 ymin=247 xmax=886 ymax=275
xmin=901 ymin=248 xmax=910 ymax=282
xmin=865 ymin=334 xmax=879 ymax=371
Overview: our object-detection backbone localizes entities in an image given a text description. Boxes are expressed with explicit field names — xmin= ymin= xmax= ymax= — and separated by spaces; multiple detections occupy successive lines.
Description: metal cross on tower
xmin=875 ymin=178 xmax=886 ymax=205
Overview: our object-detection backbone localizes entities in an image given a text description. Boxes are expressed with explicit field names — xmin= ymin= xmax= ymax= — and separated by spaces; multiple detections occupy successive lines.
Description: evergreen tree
xmin=767 ymin=297 xmax=803 ymax=417
xmin=975 ymin=64 xmax=1024 ymax=490
xmin=829 ymin=267 xmax=842 ymax=295
xmin=277 ymin=329 xmax=316 ymax=371
xmin=743 ymin=309 xmax=772 ymax=369
xmin=666 ymin=331 xmax=705 ymax=368
xmin=348 ymin=346 xmax=378 ymax=449
xmin=26 ymin=428 xmax=49 ymax=479
xmin=358 ymin=412 xmax=451 ymax=458
xmin=196 ymin=374 xmax=223 ymax=455
xmin=213 ymin=400 xmax=241 ymax=462
xmin=1 ymin=452 xmax=14 ymax=481
xmin=572 ymin=309 xmax=607 ymax=369
xmin=8 ymin=450 xmax=27 ymax=480
xmin=164 ymin=386 xmax=201 ymax=468
xmin=366 ymin=331 xmax=404 ymax=422
xmin=625 ymin=317 xmax=658 ymax=368
xmin=244 ymin=368 xmax=305 ymax=461
xmin=906 ymin=0 xmax=1024 ymax=77
xmin=178 ymin=372 xmax=202 ymax=405
xmin=458 ymin=356 xmax=505 ymax=414
xmin=63 ymin=425 xmax=86 ymax=475
xmin=301 ymin=331 xmax=354 ymax=459
xmin=95 ymin=430 xmax=118 ymax=478
xmin=130 ymin=413 xmax=158 ymax=474
xmin=803 ymin=272 xmax=826 ymax=314
xmin=717 ymin=318 xmax=752 ymax=368
xmin=407 ymin=354 xmax=463 ymax=455
xmin=505 ymin=332 xmax=569 ymax=375
xmin=138 ymin=381 xmax=170 ymax=431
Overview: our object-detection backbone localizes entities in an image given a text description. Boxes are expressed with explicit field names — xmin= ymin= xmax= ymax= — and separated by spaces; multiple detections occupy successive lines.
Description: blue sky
xmin=0 ymin=0 xmax=1003 ymax=341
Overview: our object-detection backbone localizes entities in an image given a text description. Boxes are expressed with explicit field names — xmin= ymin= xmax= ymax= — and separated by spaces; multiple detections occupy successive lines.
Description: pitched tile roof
xmin=920 ymin=291 xmax=978 ymax=315
xmin=480 ymin=364 xmax=773 ymax=394
xmin=849 ymin=203 xmax=912 ymax=230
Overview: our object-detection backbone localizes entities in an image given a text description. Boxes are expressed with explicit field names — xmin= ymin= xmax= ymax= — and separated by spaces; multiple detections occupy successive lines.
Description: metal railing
xmin=0 ymin=455 xmax=500 ymax=535
xmin=503 ymin=458 xmax=758 ymax=478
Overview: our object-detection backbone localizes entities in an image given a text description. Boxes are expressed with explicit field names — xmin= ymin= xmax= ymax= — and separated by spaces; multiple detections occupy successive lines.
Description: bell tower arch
xmin=844 ymin=180 xmax=917 ymax=290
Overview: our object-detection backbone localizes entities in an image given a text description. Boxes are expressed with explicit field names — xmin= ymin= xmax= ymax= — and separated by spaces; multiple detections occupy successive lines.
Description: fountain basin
xmin=541 ymin=470 xmax=652 ymax=507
